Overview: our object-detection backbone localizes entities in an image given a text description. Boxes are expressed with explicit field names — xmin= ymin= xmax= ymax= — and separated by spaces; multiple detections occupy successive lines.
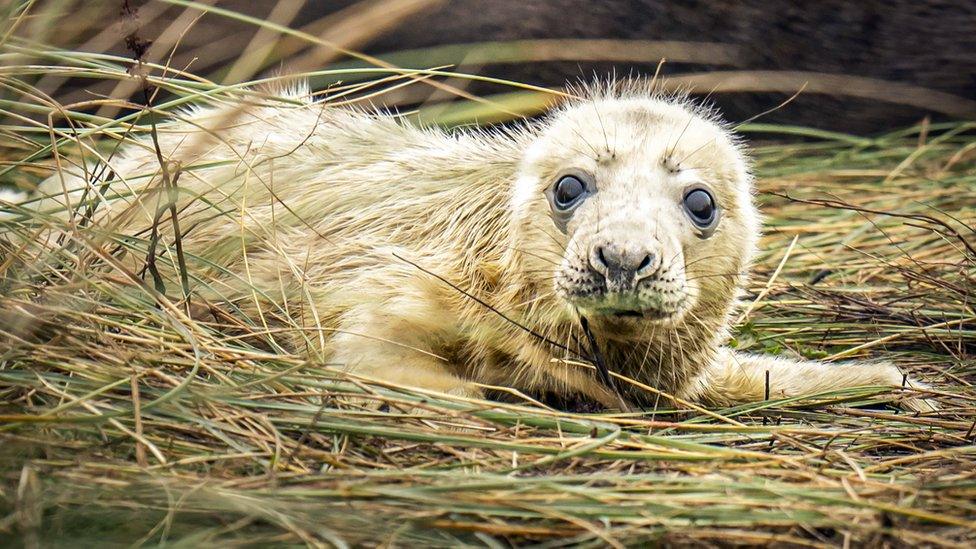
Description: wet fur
xmin=12 ymin=80 xmax=933 ymax=411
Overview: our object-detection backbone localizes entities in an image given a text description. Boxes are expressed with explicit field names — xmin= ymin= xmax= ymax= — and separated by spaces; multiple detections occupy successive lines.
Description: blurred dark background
xmin=23 ymin=0 xmax=976 ymax=133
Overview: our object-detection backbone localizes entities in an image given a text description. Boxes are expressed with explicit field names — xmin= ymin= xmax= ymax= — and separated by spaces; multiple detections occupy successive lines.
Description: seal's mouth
xmin=589 ymin=306 xmax=674 ymax=322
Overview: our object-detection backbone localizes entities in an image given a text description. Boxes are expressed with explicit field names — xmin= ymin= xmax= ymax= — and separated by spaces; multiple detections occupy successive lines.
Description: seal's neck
xmin=585 ymin=313 xmax=726 ymax=400
xmin=493 ymin=262 xmax=729 ymax=397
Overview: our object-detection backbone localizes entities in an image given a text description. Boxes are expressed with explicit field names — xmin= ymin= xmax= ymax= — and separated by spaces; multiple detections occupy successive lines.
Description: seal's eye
xmin=547 ymin=172 xmax=593 ymax=232
xmin=683 ymin=188 xmax=718 ymax=230
xmin=553 ymin=175 xmax=586 ymax=209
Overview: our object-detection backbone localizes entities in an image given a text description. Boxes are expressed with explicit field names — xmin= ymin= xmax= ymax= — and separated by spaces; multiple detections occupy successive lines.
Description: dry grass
xmin=1 ymin=1 xmax=975 ymax=547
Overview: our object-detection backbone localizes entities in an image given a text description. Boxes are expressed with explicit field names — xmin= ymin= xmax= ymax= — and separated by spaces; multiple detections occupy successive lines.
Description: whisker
xmin=675 ymin=138 xmax=717 ymax=167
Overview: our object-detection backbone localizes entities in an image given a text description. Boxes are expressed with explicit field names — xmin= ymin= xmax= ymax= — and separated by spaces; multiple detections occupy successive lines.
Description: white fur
xmin=8 ymin=79 xmax=935 ymax=411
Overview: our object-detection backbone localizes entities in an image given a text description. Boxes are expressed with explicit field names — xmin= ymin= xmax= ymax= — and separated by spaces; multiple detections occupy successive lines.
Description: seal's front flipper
xmin=683 ymin=347 xmax=938 ymax=412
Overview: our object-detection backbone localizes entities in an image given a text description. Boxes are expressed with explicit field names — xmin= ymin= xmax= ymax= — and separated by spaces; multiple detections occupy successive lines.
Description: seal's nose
xmin=589 ymin=241 xmax=659 ymax=291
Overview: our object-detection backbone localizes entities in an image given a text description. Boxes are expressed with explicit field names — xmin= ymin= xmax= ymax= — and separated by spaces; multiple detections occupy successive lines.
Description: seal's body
xmin=15 ymin=81 xmax=931 ymax=410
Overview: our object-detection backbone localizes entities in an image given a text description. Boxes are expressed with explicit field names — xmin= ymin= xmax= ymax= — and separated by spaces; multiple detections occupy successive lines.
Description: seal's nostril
xmin=637 ymin=253 xmax=653 ymax=272
xmin=596 ymin=246 xmax=609 ymax=269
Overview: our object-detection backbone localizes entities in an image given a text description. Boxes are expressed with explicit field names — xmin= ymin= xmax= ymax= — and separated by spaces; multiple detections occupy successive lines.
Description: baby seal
xmin=6 ymin=79 xmax=933 ymax=411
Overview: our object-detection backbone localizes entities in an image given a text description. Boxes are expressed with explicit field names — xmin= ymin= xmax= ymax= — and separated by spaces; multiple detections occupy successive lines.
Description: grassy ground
xmin=1 ymin=1 xmax=975 ymax=547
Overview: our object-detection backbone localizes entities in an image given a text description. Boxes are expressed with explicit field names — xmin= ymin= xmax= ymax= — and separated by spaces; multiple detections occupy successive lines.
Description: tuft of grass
xmin=1 ymin=1 xmax=975 ymax=547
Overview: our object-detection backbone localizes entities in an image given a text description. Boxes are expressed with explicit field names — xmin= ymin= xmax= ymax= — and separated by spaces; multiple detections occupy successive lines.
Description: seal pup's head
xmin=509 ymin=82 xmax=758 ymax=333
